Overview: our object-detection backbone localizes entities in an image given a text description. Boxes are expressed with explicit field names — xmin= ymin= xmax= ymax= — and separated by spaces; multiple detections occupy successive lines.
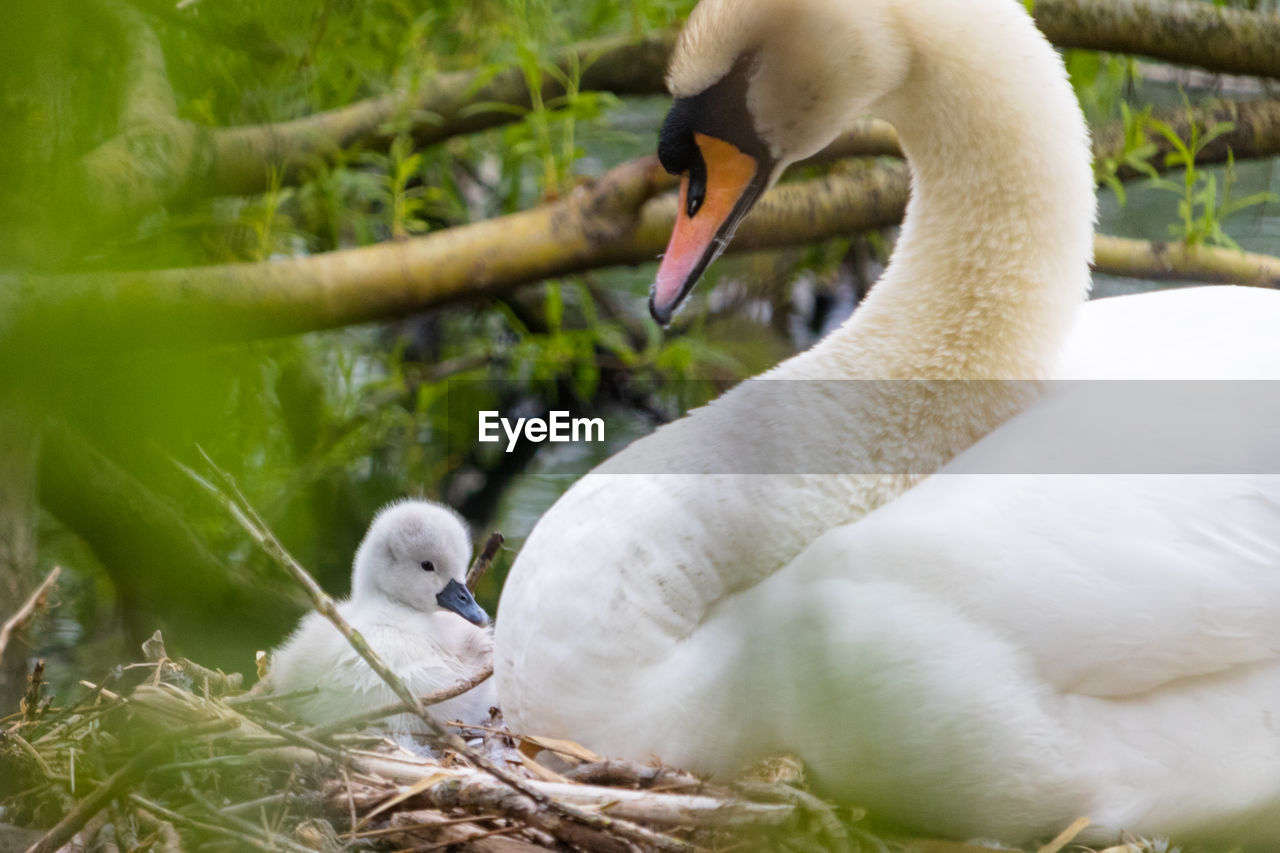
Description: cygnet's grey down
xmin=269 ymin=499 xmax=496 ymax=736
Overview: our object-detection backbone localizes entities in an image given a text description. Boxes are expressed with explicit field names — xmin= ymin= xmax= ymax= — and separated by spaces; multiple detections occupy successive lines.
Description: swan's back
xmin=1065 ymin=286 xmax=1280 ymax=379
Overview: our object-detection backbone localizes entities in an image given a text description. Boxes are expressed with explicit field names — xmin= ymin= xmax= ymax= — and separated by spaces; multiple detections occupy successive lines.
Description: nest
xmin=0 ymin=638 xmax=1169 ymax=853
xmin=0 ymin=637 xmax=867 ymax=853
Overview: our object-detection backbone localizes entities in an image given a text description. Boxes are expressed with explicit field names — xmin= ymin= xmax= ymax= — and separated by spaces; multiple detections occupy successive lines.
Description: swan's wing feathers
xmin=807 ymin=474 xmax=1280 ymax=699
xmin=1025 ymin=478 xmax=1280 ymax=696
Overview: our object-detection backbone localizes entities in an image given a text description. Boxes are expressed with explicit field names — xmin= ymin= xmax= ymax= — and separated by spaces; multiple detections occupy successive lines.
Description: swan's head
xmin=652 ymin=0 xmax=908 ymax=323
xmin=350 ymin=499 xmax=488 ymax=626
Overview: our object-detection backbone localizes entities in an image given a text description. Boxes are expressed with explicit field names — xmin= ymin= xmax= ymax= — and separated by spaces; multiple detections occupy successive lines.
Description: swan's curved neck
xmin=493 ymin=5 xmax=1103 ymax=746
xmin=807 ymin=1 xmax=1095 ymax=380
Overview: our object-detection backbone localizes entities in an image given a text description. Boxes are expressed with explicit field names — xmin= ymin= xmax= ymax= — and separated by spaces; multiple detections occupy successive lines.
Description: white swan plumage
xmin=494 ymin=0 xmax=1280 ymax=844
xmin=270 ymin=499 xmax=495 ymax=736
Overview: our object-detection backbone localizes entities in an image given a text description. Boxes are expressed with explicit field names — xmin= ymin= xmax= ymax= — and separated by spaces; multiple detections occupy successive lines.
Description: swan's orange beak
xmin=651 ymin=133 xmax=761 ymax=325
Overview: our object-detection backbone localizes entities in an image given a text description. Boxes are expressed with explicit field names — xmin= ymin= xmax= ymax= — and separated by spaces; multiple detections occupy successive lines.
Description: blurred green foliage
xmin=2 ymin=0 xmax=784 ymax=683
xmin=1145 ymin=105 xmax=1280 ymax=248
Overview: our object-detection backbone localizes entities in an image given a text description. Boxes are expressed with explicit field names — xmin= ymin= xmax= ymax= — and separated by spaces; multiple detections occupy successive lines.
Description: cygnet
xmin=269 ymin=499 xmax=496 ymax=736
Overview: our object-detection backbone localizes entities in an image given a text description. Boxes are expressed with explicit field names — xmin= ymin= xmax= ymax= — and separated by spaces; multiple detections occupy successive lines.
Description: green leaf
xmin=1219 ymin=190 xmax=1280 ymax=220
xmin=1196 ymin=121 xmax=1235 ymax=154
xmin=1104 ymin=175 xmax=1126 ymax=207
xmin=544 ymin=282 xmax=564 ymax=333
xmin=1148 ymin=119 xmax=1191 ymax=163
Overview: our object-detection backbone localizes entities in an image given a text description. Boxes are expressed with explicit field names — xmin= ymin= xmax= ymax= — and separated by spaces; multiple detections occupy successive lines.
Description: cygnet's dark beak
xmin=436 ymin=578 xmax=489 ymax=626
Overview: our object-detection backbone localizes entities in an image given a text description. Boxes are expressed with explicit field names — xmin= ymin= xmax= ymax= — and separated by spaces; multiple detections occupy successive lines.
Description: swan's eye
xmin=657 ymin=97 xmax=709 ymax=217
xmin=420 ymin=560 xmax=435 ymax=572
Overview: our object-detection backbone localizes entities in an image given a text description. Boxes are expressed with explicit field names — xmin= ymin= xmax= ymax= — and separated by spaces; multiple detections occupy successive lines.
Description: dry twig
xmin=467 ymin=532 xmax=505 ymax=592
xmin=0 ymin=567 xmax=60 ymax=664
xmin=346 ymin=751 xmax=795 ymax=831
xmin=140 ymin=630 xmax=245 ymax=694
xmin=564 ymin=759 xmax=704 ymax=791
xmin=1036 ymin=817 xmax=1092 ymax=853
xmin=304 ymin=661 xmax=495 ymax=741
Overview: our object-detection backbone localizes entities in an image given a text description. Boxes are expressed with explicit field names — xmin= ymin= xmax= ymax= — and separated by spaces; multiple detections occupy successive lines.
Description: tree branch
xmin=800 ymin=118 xmax=902 ymax=164
xmin=73 ymin=1 xmax=198 ymax=223
xmin=99 ymin=0 xmax=177 ymax=127
xmin=81 ymin=32 xmax=674 ymax=223
xmin=76 ymin=0 xmax=1280 ymax=219
xmin=1092 ymin=234 xmax=1280 ymax=288
xmin=1034 ymin=0 xmax=1280 ymax=79
xmin=7 ymin=158 xmax=909 ymax=355
xmin=19 ymin=133 xmax=1280 ymax=358
xmin=1092 ymin=95 xmax=1280 ymax=180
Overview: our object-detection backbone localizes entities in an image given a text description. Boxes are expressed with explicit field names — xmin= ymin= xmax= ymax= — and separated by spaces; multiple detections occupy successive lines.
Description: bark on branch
xmin=352 ymin=762 xmax=794 ymax=832
xmin=75 ymin=0 xmax=194 ymax=222
xmin=1093 ymin=234 xmax=1280 ymax=288
xmin=1034 ymin=0 xmax=1280 ymax=79
xmin=1091 ymin=95 xmax=1280 ymax=180
xmin=100 ymin=0 xmax=177 ymax=127
xmin=8 ymin=157 xmax=675 ymax=354
xmin=6 ymin=160 xmax=909 ymax=354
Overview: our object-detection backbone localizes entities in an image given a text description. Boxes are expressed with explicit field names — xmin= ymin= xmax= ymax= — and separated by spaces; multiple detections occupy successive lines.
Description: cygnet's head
xmin=350 ymin=499 xmax=488 ymax=626
xmin=653 ymin=0 xmax=909 ymax=323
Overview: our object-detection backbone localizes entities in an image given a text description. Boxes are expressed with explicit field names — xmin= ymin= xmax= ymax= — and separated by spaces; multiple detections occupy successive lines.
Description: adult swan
xmin=495 ymin=0 xmax=1280 ymax=844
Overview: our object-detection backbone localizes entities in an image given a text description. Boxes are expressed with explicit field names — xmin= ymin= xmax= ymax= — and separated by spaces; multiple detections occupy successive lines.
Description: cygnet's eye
xmin=420 ymin=560 xmax=435 ymax=572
